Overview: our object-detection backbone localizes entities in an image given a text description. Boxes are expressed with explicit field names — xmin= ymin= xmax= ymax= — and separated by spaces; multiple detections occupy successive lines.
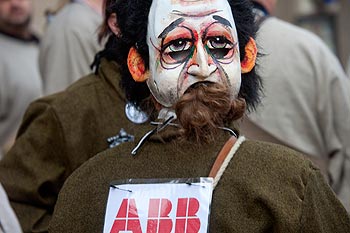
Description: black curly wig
xmin=98 ymin=0 xmax=262 ymax=111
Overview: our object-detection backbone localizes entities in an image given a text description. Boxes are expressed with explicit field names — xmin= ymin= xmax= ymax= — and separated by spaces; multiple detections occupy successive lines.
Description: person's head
xmin=0 ymin=0 xmax=32 ymax=30
xmin=101 ymin=0 xmax=262 ymax=142
xmin=252 ymin=0 xmax=277 ymax=14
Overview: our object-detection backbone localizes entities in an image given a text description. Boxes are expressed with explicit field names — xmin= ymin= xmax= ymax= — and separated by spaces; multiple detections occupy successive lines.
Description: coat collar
xmin=97 ymin=58 xmax=127 ymax=103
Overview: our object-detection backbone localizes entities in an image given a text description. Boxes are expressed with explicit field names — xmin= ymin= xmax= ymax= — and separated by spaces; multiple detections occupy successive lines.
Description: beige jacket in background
xmin=240 ymin=17 xmax=350 ymax=211
xmin=39 ymin=1 xmax=103 ymax=95
xmin=0 ymin=184 xmax=22 ymax=233
xmin=0 ymin=32 xmax=42 ymax=158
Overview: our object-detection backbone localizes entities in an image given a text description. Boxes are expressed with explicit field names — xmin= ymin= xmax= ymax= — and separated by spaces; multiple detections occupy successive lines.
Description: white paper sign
xmin=103 ymin=178 xmax=213 ymax=233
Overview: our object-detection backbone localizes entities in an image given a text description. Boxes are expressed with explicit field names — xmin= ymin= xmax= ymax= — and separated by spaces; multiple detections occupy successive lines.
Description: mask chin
xmin=184 ymin=81 xmax=215 ymax=95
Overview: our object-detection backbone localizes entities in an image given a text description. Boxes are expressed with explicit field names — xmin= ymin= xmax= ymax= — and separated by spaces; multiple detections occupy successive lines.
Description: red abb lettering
xmin=175 ymin=198 xmax=200 ymax=233
xmin=110 ymin=198 xmax=142 ymax=233
xmin=110 ymin=197 xmax=201 ymax=233
xmin=147 ymin=199 xmax=173 ymax=232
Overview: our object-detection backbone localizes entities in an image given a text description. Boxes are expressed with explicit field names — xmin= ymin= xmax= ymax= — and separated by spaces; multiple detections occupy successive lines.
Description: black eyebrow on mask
xmin=158 ymin=18 xmax=185 ymax=39
xmin=213 ymin=15 xmax=232 ymax=28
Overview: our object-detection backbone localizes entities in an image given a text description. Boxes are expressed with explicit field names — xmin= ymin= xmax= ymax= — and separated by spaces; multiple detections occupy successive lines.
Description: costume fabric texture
xmin=0 ymin=59 xmax=149 ymax=233
xmin=49 ymin=132 xmax=350 ymax=232
xmin=240 ymin=17 xmax=350 ymax=211
xmin=39 ymin=1 xmax=103 ymax=95
xmin=0 ymin=32 xmax=42 ymax=158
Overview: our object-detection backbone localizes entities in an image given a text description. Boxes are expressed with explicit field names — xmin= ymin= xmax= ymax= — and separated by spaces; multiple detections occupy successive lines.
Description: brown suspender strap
xmin=209 ymin=136 xmax=237 ymax=178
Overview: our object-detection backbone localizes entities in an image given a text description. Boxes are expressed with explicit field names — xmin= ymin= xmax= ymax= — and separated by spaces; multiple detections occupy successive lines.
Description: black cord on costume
xmin=131 ymin=116 xmax=175 ymax=155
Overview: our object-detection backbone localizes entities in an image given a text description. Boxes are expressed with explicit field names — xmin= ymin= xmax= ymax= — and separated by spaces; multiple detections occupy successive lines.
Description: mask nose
xmin=187 ymin=42 xmax=217 ymax=79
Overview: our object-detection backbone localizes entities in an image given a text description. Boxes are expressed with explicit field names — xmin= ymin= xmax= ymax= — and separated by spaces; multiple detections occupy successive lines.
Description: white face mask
xmin=146 ymin=0 xmax=241 ymax=108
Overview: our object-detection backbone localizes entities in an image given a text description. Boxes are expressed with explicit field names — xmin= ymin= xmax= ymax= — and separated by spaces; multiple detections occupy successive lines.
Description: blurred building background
xmin=275 ymin=0 xmax=350 ymax=69
xmin=31 ymin=0 xmax=350 ymax=68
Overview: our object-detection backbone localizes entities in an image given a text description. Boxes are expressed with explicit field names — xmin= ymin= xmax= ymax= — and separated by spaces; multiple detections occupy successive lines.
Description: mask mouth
xmin=184 ymin=81 xmax=214 ymax=94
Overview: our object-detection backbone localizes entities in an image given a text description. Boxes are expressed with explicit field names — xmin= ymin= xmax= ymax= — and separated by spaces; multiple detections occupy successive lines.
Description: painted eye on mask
xmin=206 ymin=36 xmax=235 ymax=60
xmin=162 ymin=38 xmax=193 ymax=64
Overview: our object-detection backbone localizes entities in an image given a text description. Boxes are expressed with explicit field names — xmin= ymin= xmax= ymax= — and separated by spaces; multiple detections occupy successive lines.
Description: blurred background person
xmin=0 ymin=0 xmax=42 ymax=159
xmin=43 ymin=0 xmax=70 ymax=23
xmin=0 ymin=1 xmax=127 ymax=230
xmin=240 ymin=0 xmax=350 ymax=211
xmin=39 ymin=0 xmax=104 ymax=95
xmin=0 ymin=183 xmax=22 ymax=233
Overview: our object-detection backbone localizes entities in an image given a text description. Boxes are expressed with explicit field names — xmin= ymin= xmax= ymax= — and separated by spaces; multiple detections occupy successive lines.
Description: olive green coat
xmin=50 ymin=131 xmax=350 ymax=233
xmin=0 ymin=59 xmax=150 ymax=233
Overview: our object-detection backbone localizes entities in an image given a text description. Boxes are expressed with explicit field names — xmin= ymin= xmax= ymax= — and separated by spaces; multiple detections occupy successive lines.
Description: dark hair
xmin=98 ymin=0 xmax=262 ymax=111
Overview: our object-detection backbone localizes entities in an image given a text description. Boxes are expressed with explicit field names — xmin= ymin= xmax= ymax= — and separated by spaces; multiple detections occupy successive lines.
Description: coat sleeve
xmin=317 ymin=50 xmax=350 ymax=211
xmin=0 ymin=100 xmax=68 ymax=233
xmin=300 ymin=166 xmax=350 ymax=232
xmin=328 ymin=74 xmax=350 ymax=211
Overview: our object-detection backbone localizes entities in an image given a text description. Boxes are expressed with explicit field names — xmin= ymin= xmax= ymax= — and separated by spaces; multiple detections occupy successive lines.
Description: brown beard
xmin=174 ymin=82 xmax=246 ymax=144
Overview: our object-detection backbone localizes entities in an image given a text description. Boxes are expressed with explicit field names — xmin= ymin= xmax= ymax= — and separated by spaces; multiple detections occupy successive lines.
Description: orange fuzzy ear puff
xmin=127 ymin=47 xmax=149 ymax=82
xmin=241 ymin=37 xmax=257 ymax=73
